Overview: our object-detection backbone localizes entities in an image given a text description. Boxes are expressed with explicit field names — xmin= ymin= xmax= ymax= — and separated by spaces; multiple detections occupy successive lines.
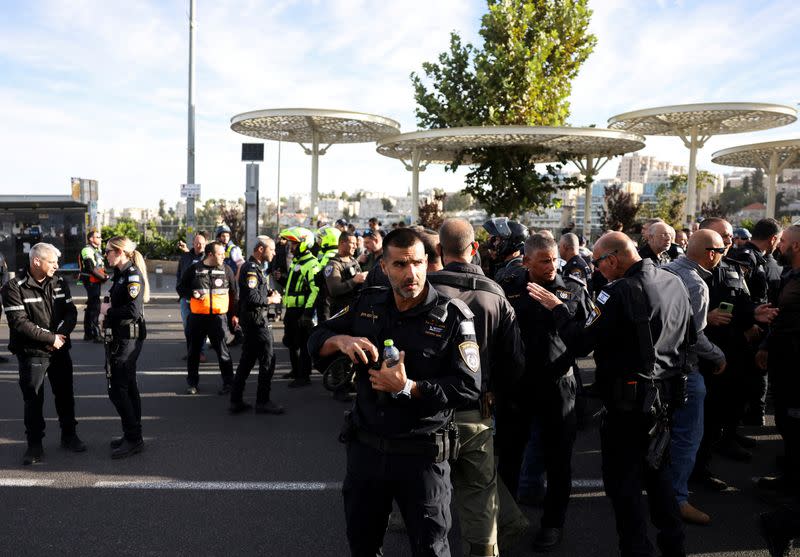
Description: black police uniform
xmin=667 ymin=243 xmax=685 ymax=261
xmin=765 ymin=267 xmax=800 ymax=494
xmin=553 ymin=259 xmax=691 ymax=557
xmin=177 ymin=248 xmax=205 ymax=346
xmin=729 ymin=241 xmax=779 ymax=424
xmin=638 ymin=244 xmax=672 ymax=267
xmin=428 ymin=262 xmax=525 ymax=557
xmin=1 ymin=270 xmax=79 ymax=448
xmin=493 ymin=255 xmax=523 ymax=283
xmin=363 ymin=253 xmax=390 ymax=288
xmin=308 ymin=284 xmax=481 ymax=557
xmin=324 ymin=255 xmax=363 ymax=316
xmin=498 ymin=268 xmax=591 ymax=531
xmin=177 ymin=261 xmax=238 ymax=391
xmin=561 ymin=254 xmax=593 ymax=297
xmin=104 ymin=261 xmax=146 ymax=452
xmin=231 ymin=256 xmax=278 ymax=410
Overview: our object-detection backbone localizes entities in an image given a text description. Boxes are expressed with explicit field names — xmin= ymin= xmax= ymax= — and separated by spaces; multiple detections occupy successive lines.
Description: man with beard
xmin=756 ymin=224 xmax=800 ymax=556
xmin=308 ymin=228 xmax=480 ymax=556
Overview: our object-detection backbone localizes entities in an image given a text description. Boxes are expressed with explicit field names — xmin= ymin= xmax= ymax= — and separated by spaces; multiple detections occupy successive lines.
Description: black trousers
xmin=496 ymin=373 xmax=577 ymax=528
xmin=84 ymin=283 xmax=102 ymax=339
xmin=186 ymin=313 xmax=233 ymax=388
xmin=17 ymin=350 xmax=77 ymax=445
xmin=282 ymin=308 xmax=312 ymax=381
xmin=232 ymin=321 xmax=276 ymax=404
xmin=601 ymin=411 xmax=685 ymax=557
xmin=343 ymin=440 xmax=452 ymax=557
xmin=108 ymin=337 xmax=144 ymax=441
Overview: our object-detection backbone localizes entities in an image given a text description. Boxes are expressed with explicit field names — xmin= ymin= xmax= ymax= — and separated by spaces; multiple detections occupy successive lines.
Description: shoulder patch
xmin=128 ymin=282 xmax=141 ymax=299
xmin=324 ymin=265 xmax=334 ymax=277
xmin=585 ymin=301 xmax=601 ymax=326
xmin=246 ymin=275 xmax=258 ymax=289
xmin=128 ymin=274 xmax=140 ymax=282
xmin=554 ymin=288 xmax=572 ymax=300
xmin=458 ymin=341 xmax=480 ymax=373
xmin=597 ymin=290 xmax=610 ymax=304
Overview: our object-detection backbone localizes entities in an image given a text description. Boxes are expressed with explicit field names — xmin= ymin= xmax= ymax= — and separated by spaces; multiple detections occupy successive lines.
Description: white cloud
xmin=0 ymin=0 xmax=798 ymax=210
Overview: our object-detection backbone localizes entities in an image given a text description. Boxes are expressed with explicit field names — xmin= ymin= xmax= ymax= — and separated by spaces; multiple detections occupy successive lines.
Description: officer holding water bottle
xmin=308 ymin=227 xmax=481 ymax=557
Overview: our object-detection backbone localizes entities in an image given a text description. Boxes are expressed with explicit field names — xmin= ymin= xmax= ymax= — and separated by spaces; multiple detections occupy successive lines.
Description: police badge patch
xmin=324 ymin=265 xmax=334 ymax=277
xmin=246 ymin=275 xmax=257 ymax=289
xmin=555 ymin=289 xmax=571 ymax=300
xmin=128 ymin=282 xmax=141 ymax=298
xmin=458 ymin=341 xmax=480 ymax=373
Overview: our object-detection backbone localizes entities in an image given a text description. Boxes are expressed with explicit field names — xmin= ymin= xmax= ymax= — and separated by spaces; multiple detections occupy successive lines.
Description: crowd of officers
xmin=2 ymin=213 xmax=799 ymax=557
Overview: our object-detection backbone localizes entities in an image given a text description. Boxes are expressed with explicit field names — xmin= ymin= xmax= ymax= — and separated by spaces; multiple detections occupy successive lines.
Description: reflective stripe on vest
xmin=189 ymin=266 xmax=230 ymax=314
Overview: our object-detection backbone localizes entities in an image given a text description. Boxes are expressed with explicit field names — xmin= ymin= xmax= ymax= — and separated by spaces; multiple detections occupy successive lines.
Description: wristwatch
xmin=393 ymin=378 xmax=413 ymax=398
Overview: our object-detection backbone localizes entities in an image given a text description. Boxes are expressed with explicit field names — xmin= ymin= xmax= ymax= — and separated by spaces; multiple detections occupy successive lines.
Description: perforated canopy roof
xmin=711 ymin=138 xmax=800 ymax=169
xmin=608 ymin=102 xmax=797 ymax=136
xmin=376 ymin=126 xmax=645 ymax=163
xmin=230 ymin=108 xmax=400 ymax=144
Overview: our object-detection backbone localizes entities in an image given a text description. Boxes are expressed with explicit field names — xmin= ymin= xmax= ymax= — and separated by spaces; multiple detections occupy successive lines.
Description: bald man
xmin=559 ymin=233 xmax=592 ymax=296
xmin=528 ymin=231 xmax=692 ymax=557
xmin=639 ymin=222 xmax=674 ymax=266
xmin=664 ymin=230 xmax=727 ymax=526
xmin=692 ymin=218 xmax=779 ymax=490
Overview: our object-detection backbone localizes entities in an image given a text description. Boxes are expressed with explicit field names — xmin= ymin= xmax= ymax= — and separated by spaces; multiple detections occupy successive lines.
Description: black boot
xmin=61 ymin=434 xmax=87 ymax=452
xmin=111 ymin=438 xmax=144 ymax=459
xmin=22 ymin=444 xmax=43 ymax=465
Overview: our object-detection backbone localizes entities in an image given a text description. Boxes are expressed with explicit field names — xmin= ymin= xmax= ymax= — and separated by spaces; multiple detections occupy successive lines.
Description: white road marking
xmin=94 ymin=480 xmax=343 ymax=491
xmin=0 ymin=479 xmax=56 ymax=487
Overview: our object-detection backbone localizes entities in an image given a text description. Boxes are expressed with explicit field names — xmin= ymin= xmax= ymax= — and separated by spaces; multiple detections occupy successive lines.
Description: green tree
xmin=411 ymin=0 xmax=596 ymax=215
xmin=600 ymin=184 xmax=640 ymax=232
xmin=381 ymin=197 xmax=394 ymax=212
xmin=444 ymin=191 xmax=474 ymax=212
xmin=158 ymin=199 xmax=167 ymax=220
xmin=641 ymin=177 xmax=686 ymax=227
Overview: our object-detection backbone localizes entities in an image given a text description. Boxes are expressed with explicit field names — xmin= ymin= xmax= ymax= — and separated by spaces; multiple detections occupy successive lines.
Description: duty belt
xmin=354 ymin=428 xmax=446 ymax=462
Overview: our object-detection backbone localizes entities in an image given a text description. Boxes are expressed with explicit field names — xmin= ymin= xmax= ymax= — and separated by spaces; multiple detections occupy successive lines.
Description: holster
xmin=645 ymin=413 xmax=671 ymax=470
xmin=349 ymin=420 xmax=459 ymax=464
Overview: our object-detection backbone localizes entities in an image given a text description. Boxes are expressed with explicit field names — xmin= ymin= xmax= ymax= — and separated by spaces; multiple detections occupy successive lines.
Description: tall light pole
xmin=186 ymin=0 xmax=196 ymax=233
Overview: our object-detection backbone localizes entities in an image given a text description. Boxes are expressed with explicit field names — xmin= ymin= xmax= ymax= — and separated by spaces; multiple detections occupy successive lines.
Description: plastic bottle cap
xmin=383 ymin=339 xmax=394 ymax=347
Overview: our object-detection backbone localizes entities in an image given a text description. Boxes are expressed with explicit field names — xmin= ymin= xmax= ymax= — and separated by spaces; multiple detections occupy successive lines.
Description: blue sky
xmin=1 ymin=0 xmax=799 ymax=210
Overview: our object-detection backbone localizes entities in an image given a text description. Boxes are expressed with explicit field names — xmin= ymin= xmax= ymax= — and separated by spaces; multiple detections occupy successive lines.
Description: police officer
xmin=559 ymin=232 xmax=592 ymax=296
xmin=230 ymin=236 xmax=285 ymax=415
xmin=314 ymin=225 xmax=341 ymax=323
xmin=360 ymin=229 xmax=390 ymax=287
xmin=529 ymin=231 xmax=692 ymax=557
xmin=729 ymin=217 xmax=783 ymax=426
xmin=308 ymin=228 xmax=481 ymax=556
xmin=693 ymin=218 xmax=777 ymax=482
xmin=755 ymin=225 xmax=800 ymax=555
xmin=732 ymin=227 xmax=752 ymax=249
xmin=79 ymin=229 xmax=109 ymax=341
xmin=1 ymin=242 xmax=85 ymax=465
xmin=176 ymin=241 xmax=238 ymax=395
xmin=482 ymin=217 xmax=529 ymax=282
xmin=428 ymin=218 xmax=527 ymax=557
xmin=499 ymin=233 xmax=592 ymax=552
xmin=280 ymin=227 xmax=320 ymax=388
xmin=100 ymin=236 xmax=149 ymax=459
xmin=324 ymin=232 xmax=367 ymax=316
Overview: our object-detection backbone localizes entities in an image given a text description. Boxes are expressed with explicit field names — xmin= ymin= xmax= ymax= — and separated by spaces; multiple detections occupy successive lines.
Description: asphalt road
xmin=0 ymin=301 xmax=790 ymax=556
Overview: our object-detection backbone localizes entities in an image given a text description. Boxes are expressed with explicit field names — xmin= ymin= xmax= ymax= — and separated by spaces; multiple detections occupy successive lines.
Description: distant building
xmin=732 ymin=202 xmax=767 ymax=224
xmin=616 ymin=154 xmax=687 ymax=184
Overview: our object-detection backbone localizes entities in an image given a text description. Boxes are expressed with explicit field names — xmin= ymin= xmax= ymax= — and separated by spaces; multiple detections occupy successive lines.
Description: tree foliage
xmin=718 ymin=169 xmax=766 ymax=215
xmin=418 ymin=191 xmax=447 ymax=230
xmin=411 ymin=0 xmax=596 ymax=216
xmin=641 ymin=176 xmax=686 ymax=227
xmin=601 ymin=184 xmax=640 ymax=232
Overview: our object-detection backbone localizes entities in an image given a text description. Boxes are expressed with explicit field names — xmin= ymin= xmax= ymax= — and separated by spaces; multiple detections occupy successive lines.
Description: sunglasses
xmin=592 ymin=250 xmax=618 ymax=267
xmin=705 ymin=247 xmax=726 ymax=254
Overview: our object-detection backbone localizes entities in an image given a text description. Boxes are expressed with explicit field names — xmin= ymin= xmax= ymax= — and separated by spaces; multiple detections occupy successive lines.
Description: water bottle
xmin=382 ymin=339 xmax=400 ymax=367
xmin=376 ymin=339 xmax=400 ymax=405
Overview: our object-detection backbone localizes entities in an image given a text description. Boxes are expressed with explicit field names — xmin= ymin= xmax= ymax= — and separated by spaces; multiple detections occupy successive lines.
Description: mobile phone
xmin=718 ymin=302 xmax=734 ymax=314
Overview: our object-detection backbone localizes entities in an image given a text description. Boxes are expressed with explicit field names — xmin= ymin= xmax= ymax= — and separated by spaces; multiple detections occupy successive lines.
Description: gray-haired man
xmin=1 ymin=243 xmax=86 ymax=465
